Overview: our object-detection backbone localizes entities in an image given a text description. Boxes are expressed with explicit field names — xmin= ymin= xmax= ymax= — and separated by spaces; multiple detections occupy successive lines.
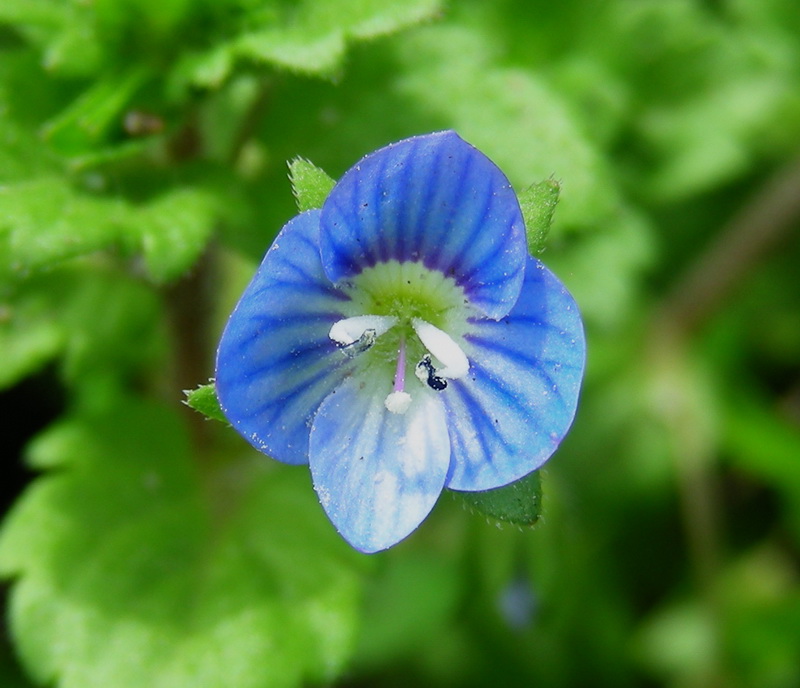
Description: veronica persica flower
xmin=216 ymin=131 xmax=585 ymax=553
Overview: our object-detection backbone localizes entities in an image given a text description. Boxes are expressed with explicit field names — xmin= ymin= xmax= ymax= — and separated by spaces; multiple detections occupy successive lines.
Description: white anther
xmin=384 ymin=391 xmax=412 ymax=415
xmin=411 ymin=318 xmax=469 ymax=379
xmin=329 ymin=314 xmax=397 ymax=346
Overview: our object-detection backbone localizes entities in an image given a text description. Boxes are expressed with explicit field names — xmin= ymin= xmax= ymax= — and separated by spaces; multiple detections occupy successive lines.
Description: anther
xmin=411 ymin=318 xmax=468 ymax=379
xmin=415 ymin=354 xmax=448 ymax=391
xmin=329 ymin=314 xmax=397 ymax=355
xmin=340 ymin=328 xmax=376 ymax=357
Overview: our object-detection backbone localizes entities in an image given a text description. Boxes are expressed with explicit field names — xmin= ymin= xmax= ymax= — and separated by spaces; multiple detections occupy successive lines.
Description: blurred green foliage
xmin=1 ymin=0 xmax=800 ymax=687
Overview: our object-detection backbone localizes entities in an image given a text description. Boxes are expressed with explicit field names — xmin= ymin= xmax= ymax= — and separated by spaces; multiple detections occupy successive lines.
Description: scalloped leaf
xmin=0 ymin=398 xmax=365 ymax=688
xmin=176 ymin=0 xmax=442 ymax=88
xmin=0 ymin=175 xmax=220 ymax=283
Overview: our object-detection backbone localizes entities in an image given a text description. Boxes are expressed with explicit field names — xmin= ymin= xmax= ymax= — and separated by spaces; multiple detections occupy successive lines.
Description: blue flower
xmin=216 ymin=131 xmax=585 ymax=553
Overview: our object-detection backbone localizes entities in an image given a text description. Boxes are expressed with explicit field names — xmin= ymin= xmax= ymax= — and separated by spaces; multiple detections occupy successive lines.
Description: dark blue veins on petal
xmin=465 ymin=334 xmax=581 ymax=408
xmin=216 ymin=210 xmax=355 ymax=465
xmin=443 ymin=257 xmax=585 ymax=491
xmin=319 ymin=131 xmax=527 ymax=318
xmin=238 ymin=365 xmax=336 ymax=421
xmin=239 ymin=339 xmax=338 ymax=381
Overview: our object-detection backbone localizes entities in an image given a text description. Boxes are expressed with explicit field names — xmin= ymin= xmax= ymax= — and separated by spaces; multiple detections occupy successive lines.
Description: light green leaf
xmin=0 ymin=267 xmax=162 ymax=390
xmin=0 ymin=303 xmax=62 ymax=390
xmin=0 ymin=398 xmax=364 ymax=688
xmin=0 ymin=176 xmax=127 ymax=278
xmin=0 ymin=175 xmax=220 ymax=282
xmin=181 ymin=0 xmax=442 ymax=86
xmin=0 ymin=117 xmax=59 ymax=183
xmin=459 ymin=471 xmax=543 ymax=527
xmin=393 ymin=25 xmax=619 ymax=232
xmin=183 ymin=382 xmax=228 ymax=425
xmin=133 ymin=186 xmax=220 ymax=283
xmin=41 ymin=67 xmax=150 ymax=156
xmin=288 ymin=157 xmax=336 ymax=212
xmin=518 ymin=179 xmax=560 ymax=254
xmin=0 ymin=0 xmax=72 ymax=29
xmin=546 ymin=209 xmax=654 ymax=329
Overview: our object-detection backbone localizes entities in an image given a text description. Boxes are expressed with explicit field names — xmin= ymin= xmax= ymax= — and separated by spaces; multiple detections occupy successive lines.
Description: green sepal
xmin=183 ymin=382 xmax=229 ymax=425
xmin=458 ymin=470 xmax=543 ymax=526
xmin=518 ymin=179 xmax=560 ymax=254
xmin=288 ymin=158 xmax=336 ymax=212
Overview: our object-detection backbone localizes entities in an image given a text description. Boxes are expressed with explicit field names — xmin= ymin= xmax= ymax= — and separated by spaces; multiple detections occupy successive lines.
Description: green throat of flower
xmin=330 ymin=260 xmax=473 ymax=415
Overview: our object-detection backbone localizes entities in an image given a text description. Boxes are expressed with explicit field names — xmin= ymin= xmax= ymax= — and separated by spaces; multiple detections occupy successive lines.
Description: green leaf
xmin=133 ymin=186 xmax=220 ymax=283
xmin=546 ymin=209 xmax=654 ymax=328
xmin=353 ymin=552 xmax=461 ymax=670
xmin=0 ymin=176 xmax=126 ymax=278
xmin=518 ymin=178 xmax=560 ymax=254
xmin=0 ymin=267 xmax=162 ymax=390
xmin=288 ymin=157 xmax=336 ymax=212
xmin=721 ymin=391 xmax=800 ymax=538
xmin=392 ymin=24 xmax=619 ymax=232
xmin=0 ymin=174 xmax=220 ymax=282
xmin=0 ymin=644 xmax=34 ymax=688
xmin=179 ymin=0 xmax=442 ymax=87
xmin=41 ymin=67 xmax=150 ymax=157
xmin=459 ymin=471 xmax=543 ymax=527
xmin=0 ymin=398 xmax=365 ymax=688
xmin=183 ymin=382 xmax=228 ymax=425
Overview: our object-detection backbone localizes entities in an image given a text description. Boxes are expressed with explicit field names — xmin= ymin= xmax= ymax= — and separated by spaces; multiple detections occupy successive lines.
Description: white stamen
xmin=411 ymin=318 xmax=469 ymax=379
xmin=384 ymin=390 xmax=412 ymax=415
xmin=329 ymin=314 xmax=397 ymax=346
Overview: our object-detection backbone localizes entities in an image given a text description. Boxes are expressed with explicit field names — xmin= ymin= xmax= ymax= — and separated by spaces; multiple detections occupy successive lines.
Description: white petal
xmin=329 ymin=314 xmax=397 ymax=345
xmin=309 ymin=378 xmax=450 ymax=553
xmin=412 ymin=318 xmax=469 ymax=379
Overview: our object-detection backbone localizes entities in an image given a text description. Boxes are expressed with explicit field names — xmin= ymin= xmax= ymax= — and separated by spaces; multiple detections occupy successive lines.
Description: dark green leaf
xmin=458 ymin=471 xmax=543 ymax=527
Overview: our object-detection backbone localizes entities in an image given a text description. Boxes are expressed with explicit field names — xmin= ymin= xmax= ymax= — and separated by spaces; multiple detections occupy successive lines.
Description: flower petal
xmin=215 ymin=210 xmax=353 ymax=465
xmin=309 ymin=377 xmax=450 ymax=553
xmin=443 ymin=257 xmax=586 ymax=491
xmin=319 ymin=131 xmax=527 ymax=319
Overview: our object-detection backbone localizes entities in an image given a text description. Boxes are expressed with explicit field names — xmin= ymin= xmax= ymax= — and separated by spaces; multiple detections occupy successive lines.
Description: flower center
xmin=329 ymin=260 xmax=472 ymax=415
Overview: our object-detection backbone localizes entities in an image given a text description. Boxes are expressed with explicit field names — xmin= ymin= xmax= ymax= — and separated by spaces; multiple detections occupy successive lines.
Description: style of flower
xmin=216 ymin=131 xmax=585 ymax=553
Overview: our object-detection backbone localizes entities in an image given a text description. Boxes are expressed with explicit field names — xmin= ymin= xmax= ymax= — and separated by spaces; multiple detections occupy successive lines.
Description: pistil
xmin=385 ymin=336 xmax=412 ymax=414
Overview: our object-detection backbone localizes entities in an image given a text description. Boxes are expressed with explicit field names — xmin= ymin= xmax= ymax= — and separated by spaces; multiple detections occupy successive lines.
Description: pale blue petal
xmin=444 ymin=258 xmax=586 ymax=491
xmin=319 ymin=131 xmax=527 ymax=319
xmin=215 ymin=210 xmax=354 ymax=465
xmin=309 ymin=377 xmax=450 ymax=553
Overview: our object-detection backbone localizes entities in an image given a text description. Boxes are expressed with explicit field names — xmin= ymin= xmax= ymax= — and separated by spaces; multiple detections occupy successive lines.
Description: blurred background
xmin=1 ymin=1 xmax=799 ymax=686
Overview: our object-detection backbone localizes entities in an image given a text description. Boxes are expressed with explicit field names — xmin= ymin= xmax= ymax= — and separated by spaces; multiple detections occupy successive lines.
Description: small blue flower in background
xmin=216 ymin=131 xmax=585 ymax=553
